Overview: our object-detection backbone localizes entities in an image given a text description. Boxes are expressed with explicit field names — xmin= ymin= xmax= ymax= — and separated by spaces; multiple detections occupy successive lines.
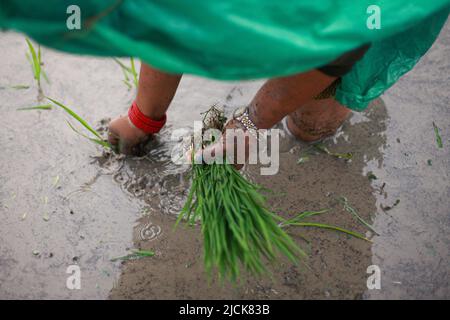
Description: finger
xmin=107 ymin=130 xmax=120 ymax=146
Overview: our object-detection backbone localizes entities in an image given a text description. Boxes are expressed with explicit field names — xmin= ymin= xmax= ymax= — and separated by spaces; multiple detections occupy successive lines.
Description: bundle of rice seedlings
xmin=176 ymin=107 xmax=306 ymax=281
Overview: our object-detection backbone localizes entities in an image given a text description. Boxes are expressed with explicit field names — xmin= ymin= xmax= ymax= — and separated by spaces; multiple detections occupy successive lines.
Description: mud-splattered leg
xmin=286 ymin=97 xmax=351 ymax=142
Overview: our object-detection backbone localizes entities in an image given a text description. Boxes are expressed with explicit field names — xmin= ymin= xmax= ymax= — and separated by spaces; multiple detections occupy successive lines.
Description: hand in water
xmin=108 ymin=115 xmax=151 ymax=155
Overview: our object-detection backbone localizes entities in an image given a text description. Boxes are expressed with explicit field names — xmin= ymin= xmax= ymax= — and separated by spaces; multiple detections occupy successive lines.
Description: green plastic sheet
xmin=1 ymin=1 xmax=449 ymax=110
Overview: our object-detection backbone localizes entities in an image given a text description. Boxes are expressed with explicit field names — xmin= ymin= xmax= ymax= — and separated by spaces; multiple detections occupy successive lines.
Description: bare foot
xmin=286 ymin=98 xmax=351 ymax=142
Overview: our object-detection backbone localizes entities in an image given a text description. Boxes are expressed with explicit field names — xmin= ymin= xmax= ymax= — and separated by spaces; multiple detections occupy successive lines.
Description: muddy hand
xmin=108 ymin=115 xmax=151 ymax=155
xmin=191 ymin=119 xmax=250 ymax=170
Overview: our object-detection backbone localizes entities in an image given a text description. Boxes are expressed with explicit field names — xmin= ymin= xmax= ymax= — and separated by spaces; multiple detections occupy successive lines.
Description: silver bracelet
xmin=233 ymin=107 xmax=258 ymax=138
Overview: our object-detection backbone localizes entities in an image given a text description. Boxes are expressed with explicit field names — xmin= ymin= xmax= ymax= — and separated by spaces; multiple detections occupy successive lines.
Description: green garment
xmin=1 ymin=1 xmax=449 ymax=110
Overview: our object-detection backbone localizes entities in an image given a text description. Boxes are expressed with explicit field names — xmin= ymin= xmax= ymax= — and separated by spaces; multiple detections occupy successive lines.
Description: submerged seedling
xmin=10 ymin=84 xmax=30 ymax=90
xmin=297 ymin=143 xmax=352 ymax=163
xmin=432 ymin=122 xmax=443 ymax=148
xmin=0 ymin=84 xmax=29 ymax=90
xmin=53 ymin=175 xmax=60 ymax=187
xmin=110 ymin=250 xmax=155 ymax=262
xmin=314 ymin=143 xmax=353 ymax=160
xmin=297 ymin=156 xmax=309 ymax=164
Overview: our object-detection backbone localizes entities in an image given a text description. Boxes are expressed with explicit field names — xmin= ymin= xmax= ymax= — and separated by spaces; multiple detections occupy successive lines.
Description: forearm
xmin=135 ymin=63 xmax=182 ymax=120
xmin=248 ymin=70 xmax=336 ymax=129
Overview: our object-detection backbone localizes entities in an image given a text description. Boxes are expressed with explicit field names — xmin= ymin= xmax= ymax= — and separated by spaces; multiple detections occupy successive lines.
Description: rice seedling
xmin=287 ymin=222 xmax=371 ymax=242
xmin=17 ymin=104 xmax=52 ymax=111
xmin=113 ymin=57 xmax=139 ymax=88
xmin=130 ymin=57 xmax=138 ymax=87
xmin=313 ymin=142 xmax=353 ymax=160
xmin=297 ymin=156 xmax=309 ymax=164
xmin=340 ymin=196 xmax=378 ymax=235
xmin=53 ymin=175 xmax=60 ymax=187
xmin=297 ymin=143 xmax=351 ymax=164
xmin=110 ymin=249 xmax=155 ymax=262
xmin=432 ymin=121 xmax=443 ymax=148
xmin=278 ymin=209 xmax=372 ymax=242
xmin=25 ymin=38 xmax=49 ymax=87
xmin=46 ymin=97 xmax=111 ymax=149
xmin=278 ymin=208 xmax=330 ymax=226
xmin=10 ymin=84 xmax=30 ymax=90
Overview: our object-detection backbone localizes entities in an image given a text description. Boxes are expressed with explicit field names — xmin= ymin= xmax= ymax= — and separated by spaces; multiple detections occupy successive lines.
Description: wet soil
xmin=0 ymin=22 xmax=449 ymax=299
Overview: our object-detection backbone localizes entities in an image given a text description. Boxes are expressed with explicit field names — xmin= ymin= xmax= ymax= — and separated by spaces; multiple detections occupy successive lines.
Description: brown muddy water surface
xmin=0 ymin=24 xmax=449 ymax=299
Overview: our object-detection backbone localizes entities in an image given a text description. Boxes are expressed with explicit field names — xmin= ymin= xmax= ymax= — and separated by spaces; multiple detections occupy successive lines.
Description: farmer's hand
xmin=108 ymin=115 xmax=150 ymax=155
xmin=194 ymin=119 xmax=250 ymax=170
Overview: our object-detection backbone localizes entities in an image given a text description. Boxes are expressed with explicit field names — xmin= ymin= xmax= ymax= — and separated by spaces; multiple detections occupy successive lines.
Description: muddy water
xmin=1 ymin=23 xmax=449 ymax=299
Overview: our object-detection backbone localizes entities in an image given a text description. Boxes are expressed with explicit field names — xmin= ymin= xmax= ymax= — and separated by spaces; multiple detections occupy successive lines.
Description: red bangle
xmin=128 ymin=101 xmax=166 ymax=134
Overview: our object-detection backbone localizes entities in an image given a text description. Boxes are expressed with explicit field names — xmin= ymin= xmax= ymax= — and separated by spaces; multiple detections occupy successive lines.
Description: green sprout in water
xmin=313 ymin=142 xmax=353 ymax=160
xmin=340 ymin=196 xmax=378 ymax=235
xmin=46 ymin=97 xmax=111 ymax=149
xmin=10 ymin=84 xmax=30 ymax=90
xmin=25 ymin=38 xmax=49 ymax=88
xmin=110 ymin=250 xmax=155 ymax=262
xmin=297 ymin=143 xmax=352 ymax=164
xmin=432 ymin=122 xmax=443 ymax=148
xmin=279 ymin=209 xmax=372 ymax=242
xmin=113 ymin=57 xmax=139 ymax=89
xmin=17 ymin=104 xmax=52 ymax=111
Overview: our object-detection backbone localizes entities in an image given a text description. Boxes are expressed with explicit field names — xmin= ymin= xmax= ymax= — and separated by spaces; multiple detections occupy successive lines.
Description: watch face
xmin=233 ymin=106 xmax=247 ymax=118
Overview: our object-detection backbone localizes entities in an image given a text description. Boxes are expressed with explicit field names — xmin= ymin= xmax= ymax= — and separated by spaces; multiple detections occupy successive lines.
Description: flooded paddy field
xmin=0 ymin=24 xmax=449 ymax=299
